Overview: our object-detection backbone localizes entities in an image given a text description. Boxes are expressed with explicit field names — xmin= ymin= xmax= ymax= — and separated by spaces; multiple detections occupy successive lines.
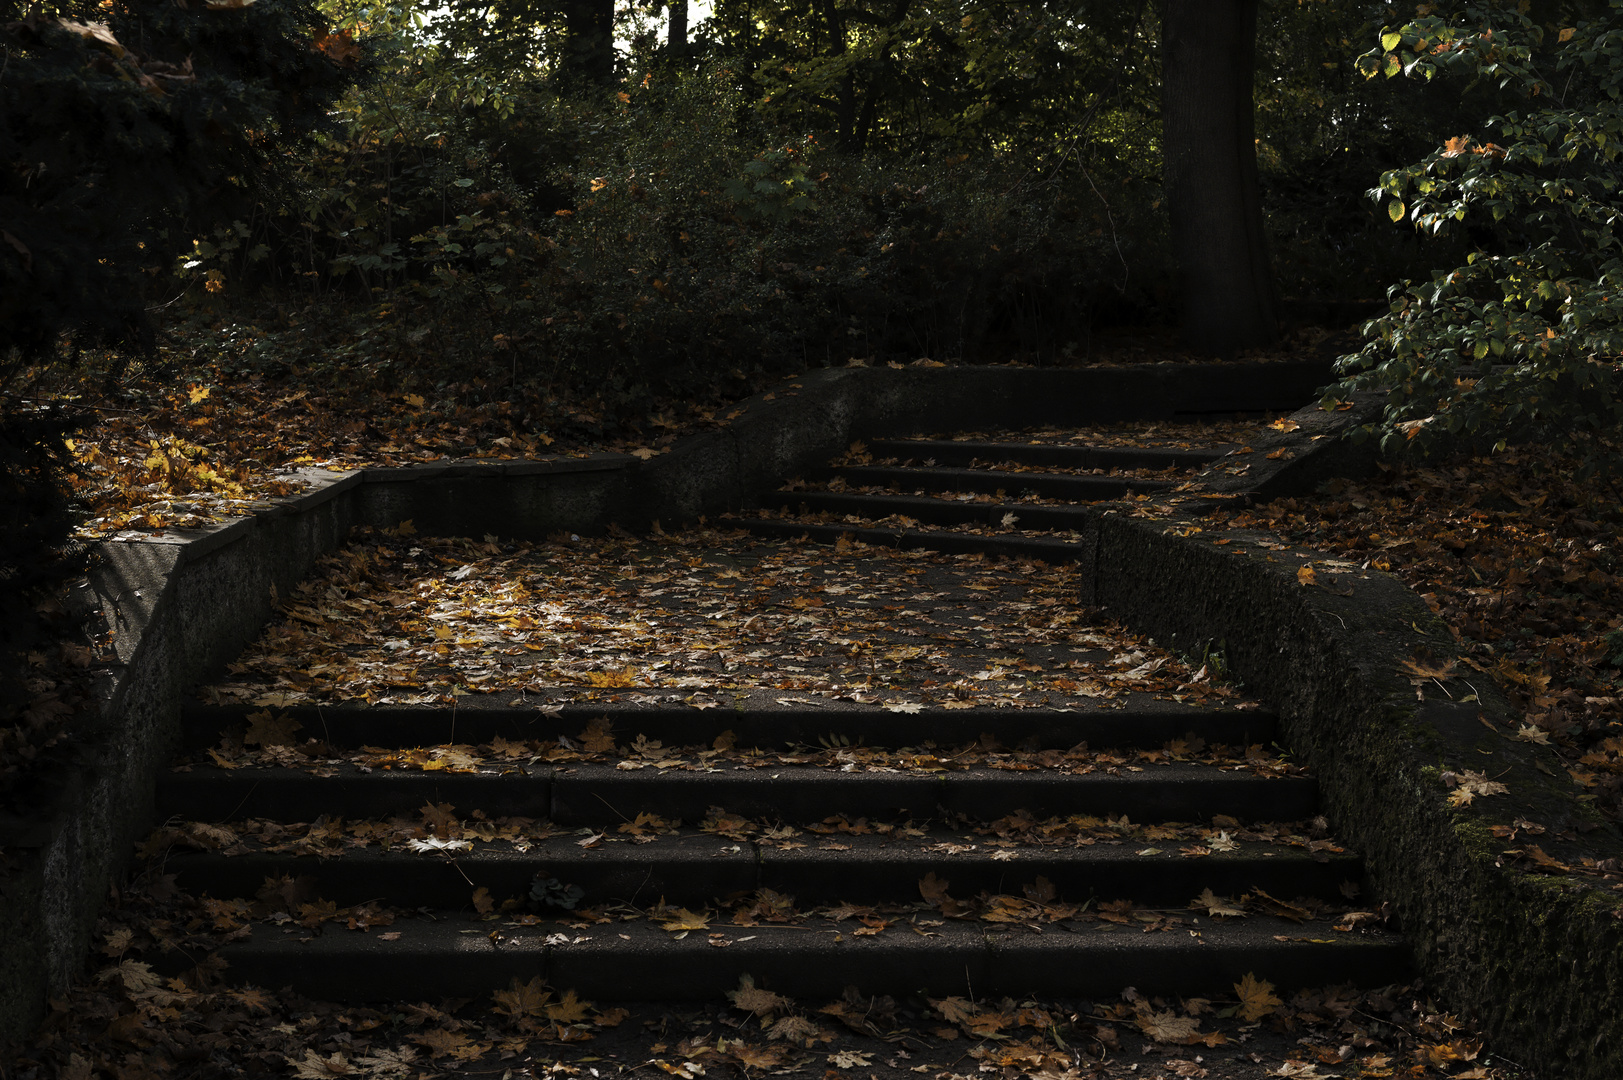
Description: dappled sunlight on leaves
xmin=200 ymin=526 xmax=1250 ymax=712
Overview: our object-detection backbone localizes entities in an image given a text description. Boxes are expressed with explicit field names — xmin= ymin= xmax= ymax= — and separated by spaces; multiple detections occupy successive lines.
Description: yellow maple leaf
xmin=1234 ymin=972 xmax=1282 ymax=1022
xmin=586 ymin=666 xmax=637 ymax=688
xmin=1296 ymin=565 xmax=1317 ymax=587
xmin=660 ymin=908 xmax=711 ymax=932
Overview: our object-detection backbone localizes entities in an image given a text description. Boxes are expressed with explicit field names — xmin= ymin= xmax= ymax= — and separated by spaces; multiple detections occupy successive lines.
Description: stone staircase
xmin=734 ymin=425 xmax=1233 ymax=557
xmin=147 ymin=420 xmax=1408 ymax=1006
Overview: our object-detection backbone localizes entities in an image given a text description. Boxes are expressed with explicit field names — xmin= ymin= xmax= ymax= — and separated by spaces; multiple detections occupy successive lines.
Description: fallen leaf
xmin=660 ymin=908 xmax=711 ymax=932
xmin=546 ymin=988 xmax=593 ymax=1022
xmin=1191 ymin=888 xmax=1245 ymax=918
xmin=1235 ymin=972 xmax=1282 ymax=1022
xmin=243 ymin=710 xmax=302 ymax=747
xmin=728 ymin=974 xmax=791 ymax=1016
xmin=286 ymin=1051 xmax=351 ymax=1079
xmin=492 ymin=976 xmax=551 ymax=1018
xmin=1135 ymin=1007 xmax=1200 ymax=1043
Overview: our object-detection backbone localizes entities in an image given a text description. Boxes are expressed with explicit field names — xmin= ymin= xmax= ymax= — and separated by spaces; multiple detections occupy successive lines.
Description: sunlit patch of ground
xmin=202 ymin=527 xmax=1250 ymax=713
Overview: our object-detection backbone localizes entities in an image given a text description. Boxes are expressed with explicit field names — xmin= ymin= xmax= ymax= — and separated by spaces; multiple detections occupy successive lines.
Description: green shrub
xmin=0 ymin=0 xmax=350 ymax=361
xmin=1331 ymin=1 xmax=1623 ymax=471
xmin=185 ymin=53 xmax=1165 ymax=411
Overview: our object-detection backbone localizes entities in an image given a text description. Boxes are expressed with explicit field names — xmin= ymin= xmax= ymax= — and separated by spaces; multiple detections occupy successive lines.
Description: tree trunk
xmin=1161 ymin=0 xmax=1278 ymax=357
xmin=561 ymin=0 xmax=615 ymax=89
xmin=668 ymin=0 xmax=687 ymax=55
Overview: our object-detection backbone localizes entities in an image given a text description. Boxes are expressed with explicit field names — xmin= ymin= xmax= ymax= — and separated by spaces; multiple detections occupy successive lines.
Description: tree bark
xmin=668 ymin=0 xmax=687 ymax=55
xmin=561 ymin=0 xmax=615 ymax=88
xmin=1161 ymin=0 xmax=1278 ymax=357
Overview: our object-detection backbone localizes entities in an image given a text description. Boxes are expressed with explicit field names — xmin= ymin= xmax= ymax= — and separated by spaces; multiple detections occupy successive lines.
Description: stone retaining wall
xmin=11 ymin=358 xmax=1615 ymax=1075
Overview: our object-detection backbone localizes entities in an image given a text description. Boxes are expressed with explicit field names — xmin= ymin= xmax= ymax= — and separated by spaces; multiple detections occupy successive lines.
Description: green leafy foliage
xmin=1332 ymin=1 xmax=1623 ymax=470
xmin=179 ymin=35 xmax=1159 ymax=412
xmin=0 ymin=0 xmax=351 ymax=788
xmin=0 ymin=0 xmax=352 ymax=361
xmin=706 ymin=0 xmax=1158 ymax=156
xmin=0 ymin=405 xmax=87 ymax=795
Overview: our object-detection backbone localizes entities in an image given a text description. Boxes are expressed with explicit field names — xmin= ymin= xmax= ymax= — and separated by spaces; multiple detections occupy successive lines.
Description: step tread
xmin=762 ymin=490 xmax=1100 ymax=521
xmin=179 ymin=701 xmax=1280 ymax=753
xmin=828 ymin=464 xmax=1175 ymax=493
xmin=738 ymin=518 xmax=1093 ymax=557
xmin=163 ymin=826 xmax=1364 ymax=909
xmin=195 ymin=529 xmax=1252 ymax=714
xmin=869 ymin=438 xmax=1233 ymax=468
xmin=157 ymin=761 xmax=1321 ymax=832
xmin=159 ymin=757 xmax=1312 ymax=793
xmin=186 ymin=914 xmax=1410 ymax=1000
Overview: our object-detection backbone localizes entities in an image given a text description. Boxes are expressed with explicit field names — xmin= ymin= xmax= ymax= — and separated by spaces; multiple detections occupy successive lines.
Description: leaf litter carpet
xmin=200 ymin=525 xmax=1250 ymax=713
xmin=19 ymin=526 xmax=1526 ymax=1080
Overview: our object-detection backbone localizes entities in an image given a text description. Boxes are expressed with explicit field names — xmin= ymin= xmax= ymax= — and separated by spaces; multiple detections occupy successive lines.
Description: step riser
xmin=764 ymin=491 xmax=1095 ymax=531
xmin=156 ymin=774 xmax=553 ymax=823
xmin=867 ymin=440 xmax=1228 ymax=470
xmin=157 ymin=771 xmax=1320 ymax=826
xmin=827 ymin=466 xmax=1166 ymax=500
xmin=167 ymin=850 xmax=1363 ymax=910
xmin=551 ymin=773 xmax=1320 ymax=826
xmin=740 ymin=520 xmax=1090 ymax=562
xmin=190 ymin=932 xmax=1409 ymax=1002
xmin=179 ymin=705 xmax=1281 ymax=754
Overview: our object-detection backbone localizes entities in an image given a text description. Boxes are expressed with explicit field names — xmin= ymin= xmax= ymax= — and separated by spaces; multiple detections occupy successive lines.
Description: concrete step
xmin=163 ymin=830 xmax=1365 ymax=911
xmin=736 ymin=517 xmax=1090 ymax=561
xmin=867 ymin=439 xmax=1230 ymax=471
xmin=819 ymin=465 xmax=1171 ymax=500
xmin=170 ymin=915 xmax=1409 ymax=1002
xmin=144 ymin=417 xmax=1412 ymax=1018
xmin=759 ymin=490 xmax=1098 ymax=532
xmin=156 ymin=762 xmax=1320 ymax=826
xmin=179 ymin=702 xmax=1279 ymax=754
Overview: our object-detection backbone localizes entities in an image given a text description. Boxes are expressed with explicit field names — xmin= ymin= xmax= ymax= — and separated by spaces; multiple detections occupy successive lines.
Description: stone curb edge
xmin=1090 ymin=496 xmax=1622 ymax=1078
